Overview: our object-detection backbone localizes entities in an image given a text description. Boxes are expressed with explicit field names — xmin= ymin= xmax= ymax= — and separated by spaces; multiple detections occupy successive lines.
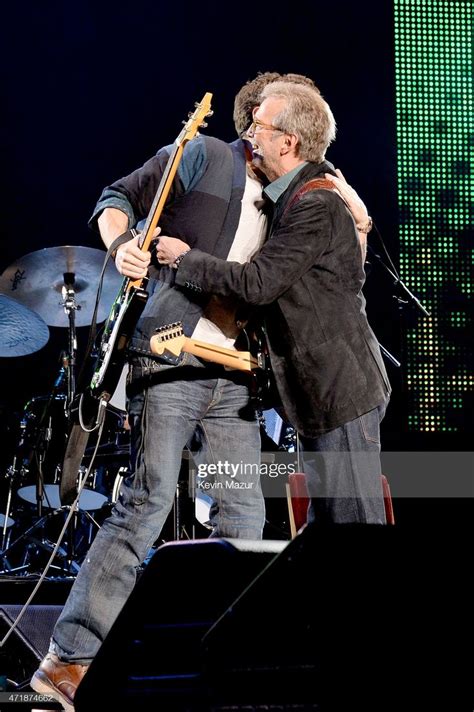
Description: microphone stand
xmin=366 ymin=236 xmax=431 ymax=371
xmin=367 ymin=244 xmax=431 ymax=319
xmin=378 ymin=343 xmax=401 ymax=369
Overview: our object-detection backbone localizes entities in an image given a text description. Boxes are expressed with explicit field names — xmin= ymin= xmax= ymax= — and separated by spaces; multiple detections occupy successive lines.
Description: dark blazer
xmin=176 ymin=160 xmax=391 ymax=437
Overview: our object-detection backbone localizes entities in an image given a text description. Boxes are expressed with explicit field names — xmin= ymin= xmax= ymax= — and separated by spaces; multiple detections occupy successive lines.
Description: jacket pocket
xmin=293 ymin=334 xmax=368 ymax=411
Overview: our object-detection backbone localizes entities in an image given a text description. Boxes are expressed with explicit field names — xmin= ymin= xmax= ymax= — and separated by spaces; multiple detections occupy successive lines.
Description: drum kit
xmin=0 ymin=244 xmax=290 ymax=577
xmin=0 ymin=245 xmax=128 ymax=575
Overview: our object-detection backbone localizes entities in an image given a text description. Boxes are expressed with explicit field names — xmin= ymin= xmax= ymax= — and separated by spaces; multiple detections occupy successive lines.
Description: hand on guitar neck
xmin=114 ymin=232 xmax=156 ymax=279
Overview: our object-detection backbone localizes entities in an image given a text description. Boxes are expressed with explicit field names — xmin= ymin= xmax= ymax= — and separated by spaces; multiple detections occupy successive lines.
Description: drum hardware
xmin=1 ymin=457 xmax=19 ymax=554
xmin=16 ymin=377 xmax=69 ymax=521
xmin=1 ymin=451 xmax=108 ymax=577
xmin=170 ymin=451 xmax=214 ymax=541
xmin=61 ymin=271 xmax=79 ymax=411
xmin=0 ymin=261 xmax=113 ymax=576
xmin=0 ymin=245 xmax=130 ymax=634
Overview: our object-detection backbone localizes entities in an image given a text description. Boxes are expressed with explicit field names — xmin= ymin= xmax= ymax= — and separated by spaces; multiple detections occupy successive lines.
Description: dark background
xmin=0 ymin=1 xmax=468 ymax=526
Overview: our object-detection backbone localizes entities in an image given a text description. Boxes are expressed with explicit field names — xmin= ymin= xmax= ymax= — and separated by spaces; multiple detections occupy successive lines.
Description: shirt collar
xmin=263 ymin=162 xmax=308 ymax=203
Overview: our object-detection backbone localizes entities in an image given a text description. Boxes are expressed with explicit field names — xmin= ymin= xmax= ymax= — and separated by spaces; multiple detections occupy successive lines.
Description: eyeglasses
xmin=247 ymin=119 xmax=283 ymax=136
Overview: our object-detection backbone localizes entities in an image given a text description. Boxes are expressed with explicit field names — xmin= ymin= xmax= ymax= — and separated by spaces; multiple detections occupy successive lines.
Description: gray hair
xmin=233 ymin=72 xmax=319 ymax=137
xmin=260 ymin=81 xmax=336 ymax=162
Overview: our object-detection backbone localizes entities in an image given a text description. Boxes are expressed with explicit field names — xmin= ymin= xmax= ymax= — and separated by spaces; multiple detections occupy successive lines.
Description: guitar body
xmin=150 ymin=321 xmax=279 ymax=411
xmin=90 ymin=281 xmax=148 ymax=400
xmin=247 ymin=326 xmax=280 ymax=411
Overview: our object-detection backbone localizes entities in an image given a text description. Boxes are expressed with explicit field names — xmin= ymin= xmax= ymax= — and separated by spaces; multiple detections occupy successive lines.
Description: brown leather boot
xmin=30 ymin=652 xmax=89 ymax=712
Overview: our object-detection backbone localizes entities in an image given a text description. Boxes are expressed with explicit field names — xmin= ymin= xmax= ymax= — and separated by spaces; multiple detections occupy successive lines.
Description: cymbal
xmin=0 ymin=245 xmax=124 ymax=327
xmin=0 ymin=294 xmax=49 ymax=357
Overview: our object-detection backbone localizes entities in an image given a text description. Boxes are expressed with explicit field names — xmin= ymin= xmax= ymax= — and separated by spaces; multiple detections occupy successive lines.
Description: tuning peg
xmin=200 ymin=122 xmax=208 ymax=128
xmin=206 ymin=110 xmax=214 ymax=117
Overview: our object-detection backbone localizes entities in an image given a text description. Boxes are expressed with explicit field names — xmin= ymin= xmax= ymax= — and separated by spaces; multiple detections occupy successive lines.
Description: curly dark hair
xmin=233 ymin=71 xmax=319 ymax=137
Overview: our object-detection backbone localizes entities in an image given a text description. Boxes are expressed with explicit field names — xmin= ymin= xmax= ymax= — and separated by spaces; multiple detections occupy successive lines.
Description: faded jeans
xmin=51 ymin=362 xmax=264 ymax=662
xmin=301 ymin=403 xmax=388 ymax=524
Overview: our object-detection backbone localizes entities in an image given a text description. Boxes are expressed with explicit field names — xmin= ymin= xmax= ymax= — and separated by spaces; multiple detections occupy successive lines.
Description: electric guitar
xmin=88 ymin=93 xmax=213 ymax=403
xmin=150 ymin=321 xmax=278 ymax=409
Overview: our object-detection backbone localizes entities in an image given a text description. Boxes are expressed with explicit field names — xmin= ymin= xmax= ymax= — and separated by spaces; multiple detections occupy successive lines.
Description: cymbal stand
xmin=27 ymin=354 xmax=67 ymax=519
xmin=34 ymin=415 xmax=53 ymax=519
xmin=60 ymin=271 xmax=86 ymax=567
xmin=61 ymin=271 xmax=81 ymax=411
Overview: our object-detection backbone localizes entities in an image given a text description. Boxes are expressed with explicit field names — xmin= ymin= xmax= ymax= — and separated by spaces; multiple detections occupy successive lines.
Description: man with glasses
xmin=157 ymin=81 xmax=391 ymax=526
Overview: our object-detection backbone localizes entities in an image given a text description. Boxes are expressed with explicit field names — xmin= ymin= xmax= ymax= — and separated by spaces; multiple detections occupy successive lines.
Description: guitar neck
xmin=127 ymin=91 xmax=213 ymax=292
xmin=181 ymin=337 xmax=258 ymax=372
xmin=128 ymin=142 xmax=184 ymax=291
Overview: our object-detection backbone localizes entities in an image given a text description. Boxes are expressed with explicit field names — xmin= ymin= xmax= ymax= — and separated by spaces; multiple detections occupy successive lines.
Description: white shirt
xmin=191 ymin=171 xmax=267 ymax=349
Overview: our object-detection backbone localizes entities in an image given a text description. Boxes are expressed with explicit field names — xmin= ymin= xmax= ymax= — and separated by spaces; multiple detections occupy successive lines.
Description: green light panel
xmin=394 ymin=0 xmax=473 ymax=433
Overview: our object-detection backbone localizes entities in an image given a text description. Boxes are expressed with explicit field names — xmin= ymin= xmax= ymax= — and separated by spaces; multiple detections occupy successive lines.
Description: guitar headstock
xmin=178 ymin=92 xmax=213 ymax=146
xmin=150 ymin=321 xmax=186 ymax=357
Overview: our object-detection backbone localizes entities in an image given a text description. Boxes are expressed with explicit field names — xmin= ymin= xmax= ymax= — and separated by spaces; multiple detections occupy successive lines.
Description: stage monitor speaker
xmin=0 ymin=604 xmax=63 ymax=687
xmin=75 ymin=537 xmax=286 ymax=712
xmin=201 ymin=523 xmax=471 ymax=710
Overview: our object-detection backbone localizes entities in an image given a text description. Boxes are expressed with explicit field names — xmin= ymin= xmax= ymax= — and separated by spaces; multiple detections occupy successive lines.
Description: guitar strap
xmin=282 ymin=177 xmax=341 ymax=219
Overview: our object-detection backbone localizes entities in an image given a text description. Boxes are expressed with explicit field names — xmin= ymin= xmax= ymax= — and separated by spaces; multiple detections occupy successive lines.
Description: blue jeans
xmin=300 ymin=403 xmax=387 ymax=524
xmin=51 ymin=362 xmax=264 ymax=662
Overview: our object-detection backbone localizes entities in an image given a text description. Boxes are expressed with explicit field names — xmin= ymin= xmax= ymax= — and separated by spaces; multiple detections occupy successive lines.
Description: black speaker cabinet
xmin=0 ymin=604 xmax=63 ymax=687
xmin=75 ymin=537 xmax=285 ymax=711
xmin=201 ymin=524 xmax=471 ymax=710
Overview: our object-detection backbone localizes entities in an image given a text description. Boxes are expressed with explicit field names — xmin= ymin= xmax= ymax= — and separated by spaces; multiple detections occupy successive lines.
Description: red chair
xmin=286 ymin=472 xmax=395 ymax=536
xmin=380 ymin=474 xmax=395 ymax=525
xmin=286 ymin=472 xmax=310 ymax=537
